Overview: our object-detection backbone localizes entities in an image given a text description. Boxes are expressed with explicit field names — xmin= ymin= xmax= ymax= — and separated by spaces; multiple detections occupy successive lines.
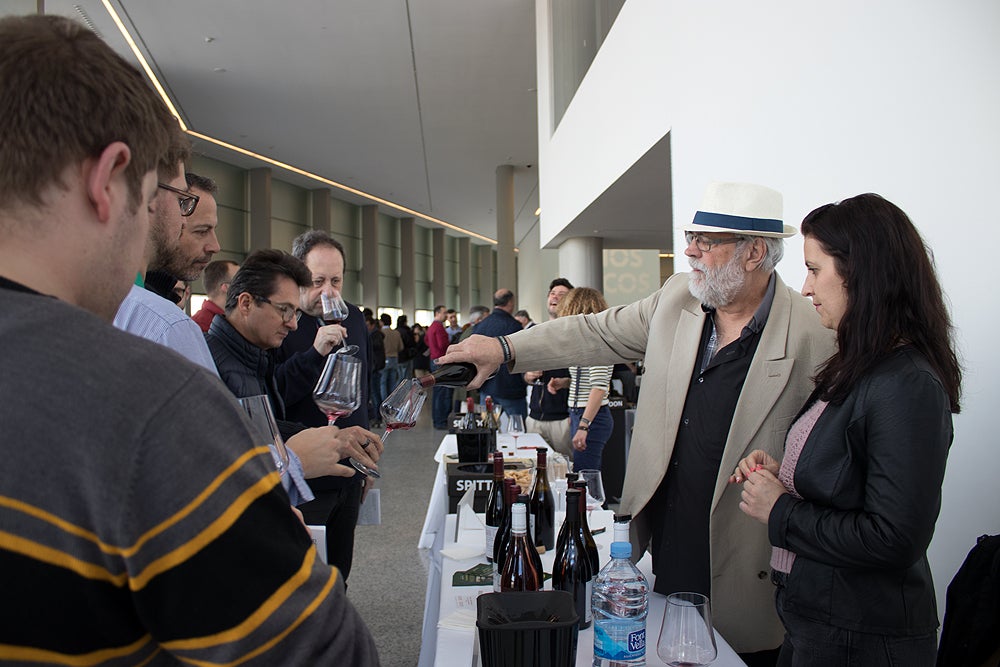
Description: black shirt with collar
xmin=648 ymin=275 xmax=776 ymax=598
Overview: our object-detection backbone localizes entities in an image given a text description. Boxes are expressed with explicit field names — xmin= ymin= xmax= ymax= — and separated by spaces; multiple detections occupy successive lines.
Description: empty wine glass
xmin=505 ymin=413 xmax=525 ymax=448
xmin=238 ymin=395 xmax=290 ymax=478
xmin=577 ymin=468 xmax=605 ymax=517
xmin=656 ymin=592 xmax=717 ymax=666
xmin=312 ymin=347 xmax=362 ymax=425
xmin=320 ymin=292 xmax=349 ymax=325
xmin=350 ymin=378 xmax=427 ymax=479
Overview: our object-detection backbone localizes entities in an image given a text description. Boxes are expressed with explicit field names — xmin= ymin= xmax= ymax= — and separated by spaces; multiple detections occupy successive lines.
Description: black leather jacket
xmin=769 ymin=346 xmax=953 ymax=635
xmin=206 ymin=315 xmax=303 ymax=441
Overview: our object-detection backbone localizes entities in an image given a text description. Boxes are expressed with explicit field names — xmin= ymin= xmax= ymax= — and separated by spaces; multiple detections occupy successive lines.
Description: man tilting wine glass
xmin=275 ymin=229 xmax=380 ymax=582
xmin=205 ymin=249 xmax=385 ymax=584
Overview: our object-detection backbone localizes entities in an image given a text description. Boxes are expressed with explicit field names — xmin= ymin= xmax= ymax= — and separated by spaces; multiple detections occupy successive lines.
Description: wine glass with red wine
xmin=320 ymin=292 xmax=349 ymax=324
xmin=312 ymin=348 xmax=362 ymax=425
xmin=349 ymin=378 xmax=427 ymax=478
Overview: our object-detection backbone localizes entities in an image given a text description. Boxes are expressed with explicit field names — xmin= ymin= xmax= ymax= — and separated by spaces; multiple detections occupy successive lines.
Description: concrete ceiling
xmin=40 ymin=0 xmax=541 ymax=246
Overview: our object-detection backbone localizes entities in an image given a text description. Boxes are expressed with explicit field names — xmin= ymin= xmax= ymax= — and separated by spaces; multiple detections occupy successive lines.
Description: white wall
xmin=537 ymin=0 xmax=1000 ymax=619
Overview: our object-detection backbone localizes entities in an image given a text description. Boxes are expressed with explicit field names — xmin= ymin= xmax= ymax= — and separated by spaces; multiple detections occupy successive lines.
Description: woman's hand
xmin=739 ymin=468 xmax=787 ymax=525
xmin=547 ymin=377 xmax=570 ymax=394
xmin=571 ymin=427 xmax=588 ymax=451
xmin=728 ymin=449 xmax=780 ymax=484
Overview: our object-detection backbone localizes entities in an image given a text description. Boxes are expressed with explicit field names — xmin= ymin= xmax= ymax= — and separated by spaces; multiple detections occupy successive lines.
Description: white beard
xmin=688 ymin=254 xmax=747 ymax=309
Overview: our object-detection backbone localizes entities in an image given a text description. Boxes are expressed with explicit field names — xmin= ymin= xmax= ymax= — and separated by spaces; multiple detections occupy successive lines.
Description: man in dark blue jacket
xmin=275 ymin=230 xmax=376 ymax=581
xmin=472 ymin=289 xmax=527 ymax=416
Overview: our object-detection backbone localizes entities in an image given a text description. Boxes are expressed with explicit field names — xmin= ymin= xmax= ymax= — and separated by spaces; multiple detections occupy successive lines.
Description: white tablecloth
xmin=417 ymin=432 xmax=746 ymax=667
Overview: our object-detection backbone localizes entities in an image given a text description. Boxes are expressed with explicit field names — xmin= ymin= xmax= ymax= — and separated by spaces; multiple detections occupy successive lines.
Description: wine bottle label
xmin=585 ymin=579 xmax=593 ymax=623
xmin=485 ymin=525 xmax=498 ymax=562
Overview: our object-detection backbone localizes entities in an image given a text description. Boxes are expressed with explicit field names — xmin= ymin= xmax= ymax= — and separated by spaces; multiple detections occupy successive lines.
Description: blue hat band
xmin=692 ymin=211 xmax=783 ymax=234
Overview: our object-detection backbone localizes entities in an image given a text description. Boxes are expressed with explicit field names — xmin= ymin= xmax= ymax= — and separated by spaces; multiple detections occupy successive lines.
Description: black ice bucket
xmin=476 ymin=591 xmax=579 ymax=667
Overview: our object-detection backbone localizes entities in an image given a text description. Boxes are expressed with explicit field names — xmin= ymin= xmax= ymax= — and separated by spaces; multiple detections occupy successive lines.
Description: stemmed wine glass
xmin=350 ymin=378 xmax=427 ymax=479
xmin=656 ymin=592 xmax=718 ymax=666
xmin=505 ymin=413 xmax=525 ymax=449
xmin=578 ymin=468 xmax=606 ymax=519
xmin=312 ymin=346 xmax=362 ymax=426
xmin=238 ymin=395 xmax=290 ymax=478
xmin=320 ymin=292 xmax=349 ymax=325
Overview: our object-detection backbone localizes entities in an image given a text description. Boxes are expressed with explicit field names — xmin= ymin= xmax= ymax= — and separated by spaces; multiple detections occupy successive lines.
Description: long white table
xmin=418 ymin=434 xmax=747 ymax=667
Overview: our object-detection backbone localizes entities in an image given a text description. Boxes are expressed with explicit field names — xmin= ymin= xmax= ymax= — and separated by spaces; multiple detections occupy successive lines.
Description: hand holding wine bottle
xmin=432 ymin=333 xmax=508 ymax=389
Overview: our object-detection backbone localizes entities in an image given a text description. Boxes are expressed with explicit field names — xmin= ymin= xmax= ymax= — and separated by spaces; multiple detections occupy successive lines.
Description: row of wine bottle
xmin=485 ymin=451 xmax=600 ymax=628
xmin=455 ymin=396 xmax=501 ymax=431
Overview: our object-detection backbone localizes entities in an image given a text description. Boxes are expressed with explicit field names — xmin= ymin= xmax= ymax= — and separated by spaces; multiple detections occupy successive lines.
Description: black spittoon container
xmin=476 ymin=591 xmax=579 ymax=667
xmin=455 ymin=428 xmax=496 ymax=463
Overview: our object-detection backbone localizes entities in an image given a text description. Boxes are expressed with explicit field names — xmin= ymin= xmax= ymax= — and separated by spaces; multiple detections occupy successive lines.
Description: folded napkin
xmin=440 ymin=544 xmax=485 ymax=561
xmin=439 ymin=609 xmax=478 ymax=630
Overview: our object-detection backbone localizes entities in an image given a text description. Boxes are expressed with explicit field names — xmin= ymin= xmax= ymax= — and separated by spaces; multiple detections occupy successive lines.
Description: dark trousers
xmin=774 ymin=582 xmax=937 ymax=667
xmin=568 ymin=405 xmax=612 ymax=472
xmin=298 ymin=482 xmax=362 ymax=581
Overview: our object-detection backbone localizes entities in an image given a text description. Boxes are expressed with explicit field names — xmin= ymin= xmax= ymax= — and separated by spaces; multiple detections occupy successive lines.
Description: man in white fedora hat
xmin=438 ymin=182 xmax=834 ymax=663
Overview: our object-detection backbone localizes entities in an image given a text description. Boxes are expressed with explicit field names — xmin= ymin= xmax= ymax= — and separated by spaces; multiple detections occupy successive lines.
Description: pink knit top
xmin=770 ymin=399 xmax=829 ymax=574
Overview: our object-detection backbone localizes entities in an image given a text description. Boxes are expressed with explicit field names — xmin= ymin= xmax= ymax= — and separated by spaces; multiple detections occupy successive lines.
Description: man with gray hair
xmin=275 ymin=229 xmax=374 ymax=581
xmin=438 ymin=182 xmax=835 ymax=664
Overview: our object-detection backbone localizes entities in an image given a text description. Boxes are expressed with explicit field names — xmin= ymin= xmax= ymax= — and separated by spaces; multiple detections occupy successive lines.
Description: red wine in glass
xmin=349 ymin=379 xmax=427 ymax=478
xmin=320 ymin=292 xmax=349 ymax=325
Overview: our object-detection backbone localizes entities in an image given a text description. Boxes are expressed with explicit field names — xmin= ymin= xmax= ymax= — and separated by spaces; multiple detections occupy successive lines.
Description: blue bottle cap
xmin=610 ymin=541 xmax=632 ymax=559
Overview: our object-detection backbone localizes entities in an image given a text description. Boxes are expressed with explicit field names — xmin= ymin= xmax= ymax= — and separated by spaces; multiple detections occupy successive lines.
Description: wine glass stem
xmin=381 ymin=428 xmax=392 ymax=441
xmin=327 ymin=415 xmax=337 ymax=426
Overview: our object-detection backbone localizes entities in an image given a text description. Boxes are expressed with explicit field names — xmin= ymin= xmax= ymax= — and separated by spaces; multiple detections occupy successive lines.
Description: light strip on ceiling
xmin=99 ymin=1 xmax=497 ymax=246
xmin=100 ymin=0 xmax=186 ymax=131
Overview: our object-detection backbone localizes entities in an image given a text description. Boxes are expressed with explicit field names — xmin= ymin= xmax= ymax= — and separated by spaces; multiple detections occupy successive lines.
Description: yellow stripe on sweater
xmin=0 ymin=447 xmax=272 ymax=560
xmin=161 ymin=550 xmax=339 ymax=664
xmin=0 ymin=634 xmax=153 ymax=666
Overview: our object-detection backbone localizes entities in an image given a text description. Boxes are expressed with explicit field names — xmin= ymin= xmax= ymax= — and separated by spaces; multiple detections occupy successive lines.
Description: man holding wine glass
xmin=0 ymin=14 xmax=377 ymax=663
xmin=275 ymin=229 xmax=380 ymax=581
xmin=206 ymin=250 xmax=383 ymax=488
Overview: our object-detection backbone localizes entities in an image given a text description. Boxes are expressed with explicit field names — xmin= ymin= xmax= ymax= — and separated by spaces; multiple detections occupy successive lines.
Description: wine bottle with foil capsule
xmin=499 ymin=503 xmax=543 ymax=592
xmin=484 ymin=451 xmax=505 ymax=564
xmin=416 ymin=362 xmax=478 ymax=388
xmin=529 ymin=446 xmax=555 ymax=551
xmin=517 ymin=492 xmax=544 ymax=577
xmin=492 ymin=480 xmax=518 ymax=592
xmin=552 ymin=488 xmax=593 ymax=627
xmin=571 ymin=479 xmax=600 ymax=574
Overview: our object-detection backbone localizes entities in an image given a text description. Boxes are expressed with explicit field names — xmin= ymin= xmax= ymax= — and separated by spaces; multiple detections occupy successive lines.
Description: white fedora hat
xmin=684 ymin=182 xmax=796 ymax=238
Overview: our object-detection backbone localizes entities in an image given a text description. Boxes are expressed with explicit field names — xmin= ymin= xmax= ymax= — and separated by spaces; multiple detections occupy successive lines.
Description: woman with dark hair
xmin=732 ymin=193 xmax=961 ymax=666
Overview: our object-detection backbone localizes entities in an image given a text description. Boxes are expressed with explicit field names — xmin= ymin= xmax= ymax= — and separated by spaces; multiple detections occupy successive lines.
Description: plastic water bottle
xmin=592 ymin=539 xmax=649 ymax=666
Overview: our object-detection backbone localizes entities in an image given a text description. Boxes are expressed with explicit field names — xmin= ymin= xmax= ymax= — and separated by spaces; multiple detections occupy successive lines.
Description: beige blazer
xmin=509 ymin=272 xmax=835 ymax=653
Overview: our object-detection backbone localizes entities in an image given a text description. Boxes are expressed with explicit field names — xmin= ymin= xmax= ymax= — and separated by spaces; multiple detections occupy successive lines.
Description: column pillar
xmin=496 ymin=165 xmax=516 ymax=290
xmin=309 ymin=189 xmax=332 ymax=233
xmin=361 ymin=205 xmax=379 ymax=311
xmin=478 ymin=245 xmax=495 ymax=301
xmin=458 ymin=237 xmax=472 ymax=313
xmin=432 ymin=228 xmax=446 ymax=307
xmin=400 ymin=217 xmax=416 ymax=318
xmin=248 ymin=168 xmax=272 ymax=252
xmin=559 ymin=236 xmax=604 ymax=290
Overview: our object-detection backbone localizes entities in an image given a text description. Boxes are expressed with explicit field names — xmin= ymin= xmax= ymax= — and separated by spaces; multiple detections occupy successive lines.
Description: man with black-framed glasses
xmin=206 ymin=249 xmax=384 ymax=500
xmin=113 ymin=151 xmax=218 ymax=370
